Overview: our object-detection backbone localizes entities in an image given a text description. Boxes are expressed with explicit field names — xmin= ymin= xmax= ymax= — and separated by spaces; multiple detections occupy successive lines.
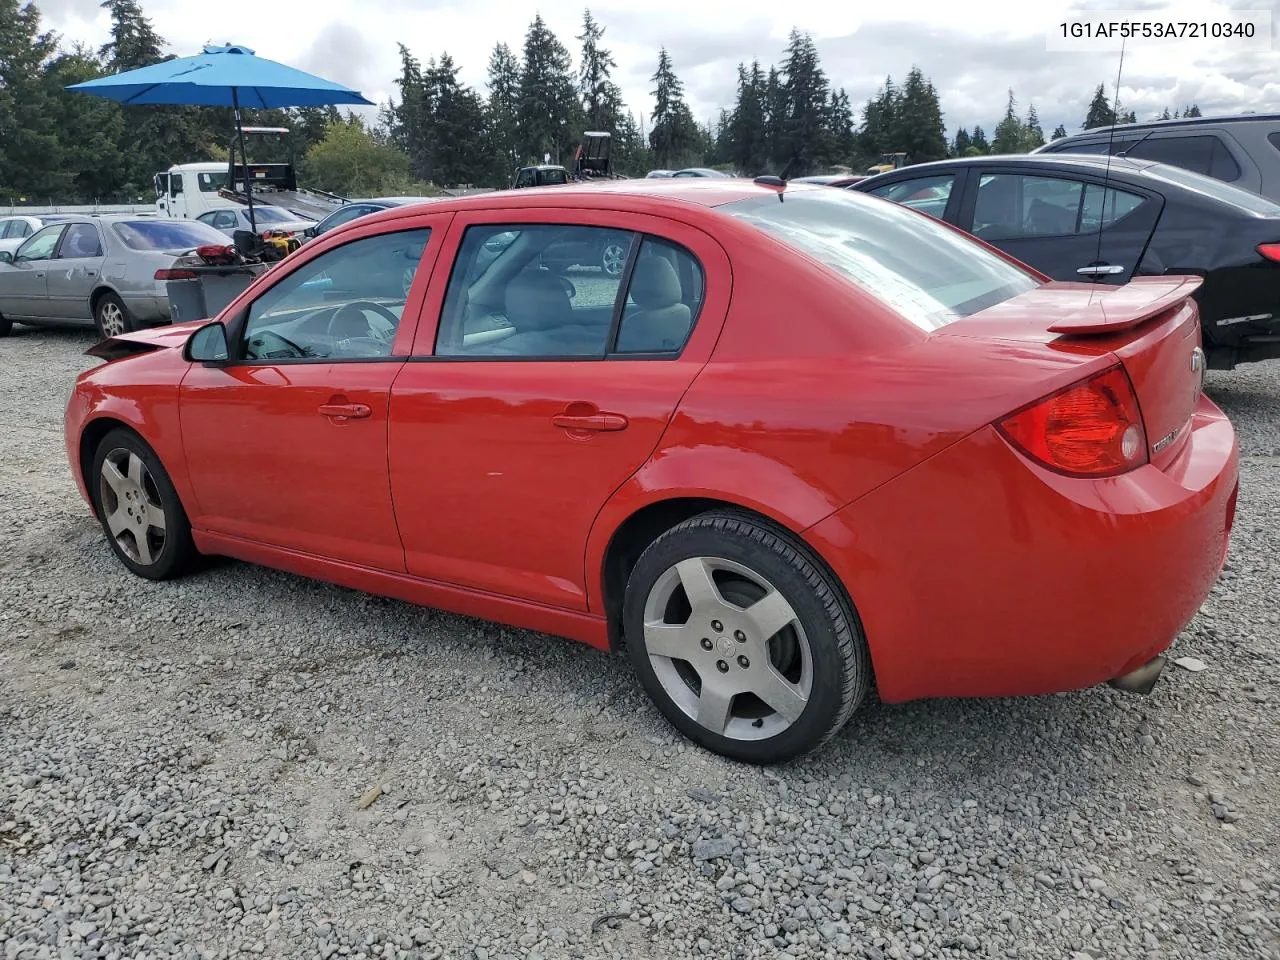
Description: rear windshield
xmin=111 ymin=219 xmax=229 ymax=251
xmin=242 ymin=205 xmax=298 ymax=224
xmin=720 ymin=189 xmax=1039 ymax=331
xmin=1140 ymin=162 xmax=1280 ymax=215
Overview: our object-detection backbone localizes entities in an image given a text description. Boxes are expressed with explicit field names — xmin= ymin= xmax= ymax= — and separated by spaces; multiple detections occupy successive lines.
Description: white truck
xmin=153 ymin=127 xmax=347 ymax=225
xmin=154 ymin=162 xmax=239 ymax=220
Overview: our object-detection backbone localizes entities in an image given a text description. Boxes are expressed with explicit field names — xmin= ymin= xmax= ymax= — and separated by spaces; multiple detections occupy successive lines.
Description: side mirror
xmin=186 ymin=321 xmax=230 ymax=363
xmin=303 ymin=226 xmax=317 ymax=238
xmin=0 ymin=251 xmax=12 ymax=264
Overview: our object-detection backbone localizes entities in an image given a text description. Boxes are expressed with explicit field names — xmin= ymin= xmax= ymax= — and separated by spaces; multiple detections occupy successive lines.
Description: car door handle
xmin=1077 ymin=264 xmax=1125 ymax=276
xmin=318 ymin=402 xmax=371 ymax=420
xmin=552 ymin=412 xmax=628 ymax=432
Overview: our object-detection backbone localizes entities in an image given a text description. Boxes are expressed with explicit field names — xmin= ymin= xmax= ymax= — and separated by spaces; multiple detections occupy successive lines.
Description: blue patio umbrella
xmin=68 ymin=43 xmax=374 ymax=230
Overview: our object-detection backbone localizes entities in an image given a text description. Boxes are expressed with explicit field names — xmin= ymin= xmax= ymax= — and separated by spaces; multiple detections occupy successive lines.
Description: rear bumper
xmin=126 ymin=294 xmax=171 ymax=323
xmin=804 ymin=393 xmax=1239 ymax=703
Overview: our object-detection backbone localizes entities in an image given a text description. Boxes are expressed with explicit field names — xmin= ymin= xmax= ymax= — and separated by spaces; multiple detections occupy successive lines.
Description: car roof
xmin=360 ymin=177 xmax=793 ymax=225
xmin=1047 ymin=112 xmax=1280 ymax=141
xmin=857 ymin=153 xmax=1157 ymax=180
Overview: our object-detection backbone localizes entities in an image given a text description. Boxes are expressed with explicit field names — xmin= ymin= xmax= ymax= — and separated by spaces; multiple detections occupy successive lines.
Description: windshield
xmin=112 ymin=219 xmax=229 ymax=251
xmin=720 ymin=188 xmax=1040 ymax=331
xmin=1141 ymin=162 xmax=1280 ymax=216
xmin=198 ymin=171 xmax=229 ymax=192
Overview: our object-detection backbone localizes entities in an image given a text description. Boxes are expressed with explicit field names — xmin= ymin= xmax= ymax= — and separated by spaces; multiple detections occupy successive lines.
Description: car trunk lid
xmin=941 ymin=276 xmax=1207 ymax=468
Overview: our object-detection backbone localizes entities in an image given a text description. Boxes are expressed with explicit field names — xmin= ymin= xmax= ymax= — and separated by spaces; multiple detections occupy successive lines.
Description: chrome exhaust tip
xmin=1107 ymin=655 xmax=1167 ymax=696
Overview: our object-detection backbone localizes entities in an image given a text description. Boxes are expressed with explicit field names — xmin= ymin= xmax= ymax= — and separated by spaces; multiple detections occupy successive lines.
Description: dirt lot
xmin=2 ymin=325 xmax=1278 ymax=960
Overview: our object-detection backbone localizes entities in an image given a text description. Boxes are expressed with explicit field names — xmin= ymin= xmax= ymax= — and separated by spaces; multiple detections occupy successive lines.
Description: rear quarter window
xmin=720 ymin=188 xmax=1040 ymax=331
xmin=1141 ymin=162 xmax=1280 ymax=216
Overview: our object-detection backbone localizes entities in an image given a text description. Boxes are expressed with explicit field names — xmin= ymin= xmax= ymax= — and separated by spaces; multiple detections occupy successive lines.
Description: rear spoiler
xmin=1045 ymin=276 xmax=1203 ymax=335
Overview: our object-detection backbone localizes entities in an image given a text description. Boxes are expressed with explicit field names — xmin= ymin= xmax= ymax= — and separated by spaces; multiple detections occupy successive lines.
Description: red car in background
xmin=64 ymin=178 xmax=1238 ymax=763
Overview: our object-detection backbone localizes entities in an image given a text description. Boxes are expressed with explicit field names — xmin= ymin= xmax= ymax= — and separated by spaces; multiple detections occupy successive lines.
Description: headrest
xmin=505 ymin=270 xmax=572 ymax=331
xmin=629 ymin=255 xmax=682 ymax=309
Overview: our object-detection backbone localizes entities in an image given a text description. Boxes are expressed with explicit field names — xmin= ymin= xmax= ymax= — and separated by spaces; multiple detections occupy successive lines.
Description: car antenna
xmin=755 ymin=154 xmax=800 ymax=201
xmin=1092 ymin=38 xmax=1127 ymax=289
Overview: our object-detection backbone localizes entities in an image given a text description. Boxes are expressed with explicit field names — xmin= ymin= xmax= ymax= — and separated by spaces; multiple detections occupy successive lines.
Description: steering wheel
xmin=326 ymin=300 xmax=401 ymax=346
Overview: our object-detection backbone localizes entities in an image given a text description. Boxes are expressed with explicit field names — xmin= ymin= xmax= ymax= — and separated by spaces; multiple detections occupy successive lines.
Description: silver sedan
xmin=0 ymin=215 xmax=231 ymax=338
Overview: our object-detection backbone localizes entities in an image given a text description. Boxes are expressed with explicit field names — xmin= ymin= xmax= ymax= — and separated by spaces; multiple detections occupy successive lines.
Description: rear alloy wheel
xmin=94 ymin=292 xmax=135 ymax=339
xmin=601 ymin=239 xmax=627 ymax=277
xmin=90 ymin=428 xmax=198 ymax=580
xmin=623 ymin=511 xmax=871 ymax=763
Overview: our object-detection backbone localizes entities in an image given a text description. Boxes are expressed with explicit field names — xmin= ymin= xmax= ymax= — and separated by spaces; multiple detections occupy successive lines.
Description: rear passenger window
xmin=1127 ymin=135 xmax=1241 ymax=182
xmin=614 ymin=237 xmax=704 ymax=354
xmin=433 ymin=224 xmax=704 ymax=359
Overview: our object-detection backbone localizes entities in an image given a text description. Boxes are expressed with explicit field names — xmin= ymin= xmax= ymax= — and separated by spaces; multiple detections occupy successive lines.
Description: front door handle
xmin=552 ymin=412 xmax=628 ymax=432
xmin=318 ymin=402 xmax=371 ymax=420
xmin=1077 ymin=264 xmax=1125 ymax=276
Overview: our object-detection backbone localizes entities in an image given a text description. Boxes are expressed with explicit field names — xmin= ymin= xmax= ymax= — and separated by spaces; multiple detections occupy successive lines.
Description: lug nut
xmin=711 ymin=620 xmax=723 ymax=632
xmin=700 ymin=638 xmax=713 ymax=651
xmin=716 ymin=660 xmax=729 ymax=673
xmin=734 ymin=630 xmax=746 ymax=642
xmin=737 ymin=655 xmax=750 ymax=669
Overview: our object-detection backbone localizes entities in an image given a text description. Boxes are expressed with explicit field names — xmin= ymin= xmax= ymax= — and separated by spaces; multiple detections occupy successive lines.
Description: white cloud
xmin=42 ymin=0 xmax=1280 ymax=142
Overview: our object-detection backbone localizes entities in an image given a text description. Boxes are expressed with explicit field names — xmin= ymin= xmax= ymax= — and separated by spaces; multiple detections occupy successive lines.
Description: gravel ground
xmin=2 ymin=324 xmax=1278 ymax=960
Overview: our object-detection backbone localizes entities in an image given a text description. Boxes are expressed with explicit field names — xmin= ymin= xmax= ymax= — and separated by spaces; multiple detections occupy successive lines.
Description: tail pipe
xmin=1107 ymin=655 xmax=1167 ymax=696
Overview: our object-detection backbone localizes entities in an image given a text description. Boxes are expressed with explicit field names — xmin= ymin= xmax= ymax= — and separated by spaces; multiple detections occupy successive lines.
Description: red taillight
xmin=154 ymin=268 xmax=198 ymax=280
xmin=1256 ymin=243 xmax=1280 ymax=262
xmin=997 ymin=366 xmax=1148 ymax=478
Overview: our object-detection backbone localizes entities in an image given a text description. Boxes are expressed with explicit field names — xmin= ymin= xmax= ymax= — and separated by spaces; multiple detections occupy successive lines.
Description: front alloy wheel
xmin=91 ymin=428 xmax=198 ymax=580
xmin=624 ymin=511 xmax=871 ymax=763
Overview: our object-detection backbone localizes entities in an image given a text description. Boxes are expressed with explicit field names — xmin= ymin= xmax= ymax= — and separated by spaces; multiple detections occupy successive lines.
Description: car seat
xmin=615 ymin=256 xmax=692 ymax=352
xmin=473 ymin=269 xmax=598 ymax=356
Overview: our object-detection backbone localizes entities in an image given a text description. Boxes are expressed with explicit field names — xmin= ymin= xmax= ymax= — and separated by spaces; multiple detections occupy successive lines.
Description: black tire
xmin=90 ymin=427 xmax=198 ymax=581
xmin=622 ymin=510 xmax=871 ymax=764
xmin=0 ymin=313 xmax=12 ymax=337
xmin=93 ymin=292 xmax=137 ymax=339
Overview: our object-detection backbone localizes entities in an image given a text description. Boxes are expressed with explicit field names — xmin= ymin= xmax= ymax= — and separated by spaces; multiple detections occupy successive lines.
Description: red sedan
xmin=64 ymin=178 xmax=1239 ymax=763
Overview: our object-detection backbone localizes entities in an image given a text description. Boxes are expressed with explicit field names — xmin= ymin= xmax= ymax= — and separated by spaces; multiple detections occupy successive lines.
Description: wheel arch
xmin=594 ymin=494 xmax=866 ymax=663
xmin=89 ymin=284 xmax=122 ymax=315
xmin=78 ymin=416 xmax=138 ymax=507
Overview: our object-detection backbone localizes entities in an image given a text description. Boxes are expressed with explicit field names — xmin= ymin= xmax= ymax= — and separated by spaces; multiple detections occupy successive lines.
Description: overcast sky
xmin=38 ymin=0 xmax=1280 ymax=140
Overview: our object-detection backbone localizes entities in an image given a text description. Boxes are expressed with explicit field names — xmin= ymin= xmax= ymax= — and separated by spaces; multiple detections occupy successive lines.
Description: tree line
xmin=0 ymin=0 xmax=1214 ymax=204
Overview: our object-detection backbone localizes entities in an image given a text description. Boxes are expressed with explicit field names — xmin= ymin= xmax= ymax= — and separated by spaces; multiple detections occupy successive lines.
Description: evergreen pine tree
xmin=577 ymin=10 xmax=618 ymax=132
xmin=0 ymin=0 xmax=59 ymax=200
xmin=1050 ymin=123 xmax=1068 ymax=140
xmin=777 ymin=29 xmax=829 ymax=175
xmin=1083 ymin=83 xmax=1116 ymax=129
xmin=485 ymin=42 xmax=522 ymax=181
xmin=517 ymin=14 xmax=579 ymax=164
xmin=952 ymin=127 xmax=972 ymax=157
xmin=648 ymin=48 xmax=698 ymax=168
xmin=1023 ymin=104 xmax=1045 ymax=150
xmin=991 ymin=90 xmax=1024 ymax=154
xmin=970 ymin=126 xmax=990 ymax=153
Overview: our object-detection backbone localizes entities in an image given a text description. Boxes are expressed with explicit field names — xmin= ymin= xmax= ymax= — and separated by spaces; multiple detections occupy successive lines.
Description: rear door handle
xmin=552 ymin=412 xmax=628 ymax=432
xmin=1077 ymin=264 xmax=1125 ymax=276
xmin=318 ymin=402 xmax=371 ymax=420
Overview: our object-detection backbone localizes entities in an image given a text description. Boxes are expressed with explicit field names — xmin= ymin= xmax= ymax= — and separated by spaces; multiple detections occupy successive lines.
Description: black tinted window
xmin=1127 ymin=135 xmax=1240 ymax=182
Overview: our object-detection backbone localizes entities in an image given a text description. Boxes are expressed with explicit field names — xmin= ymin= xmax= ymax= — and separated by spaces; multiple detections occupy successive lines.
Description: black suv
xmin=1035 ymin=113 xmax=1280 ymax=203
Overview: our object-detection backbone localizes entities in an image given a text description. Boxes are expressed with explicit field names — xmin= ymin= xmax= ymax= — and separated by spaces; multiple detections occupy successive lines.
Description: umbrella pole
xmin=232 ymin=88 xmax=256 ymax=233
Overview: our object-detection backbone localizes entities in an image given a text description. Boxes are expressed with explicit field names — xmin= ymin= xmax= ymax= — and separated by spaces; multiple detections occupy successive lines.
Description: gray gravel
xmin=2 ymin=324 xmax=1279 ymax=960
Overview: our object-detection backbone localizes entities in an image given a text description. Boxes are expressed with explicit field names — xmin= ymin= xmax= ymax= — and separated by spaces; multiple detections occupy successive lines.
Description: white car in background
xmin=0 ymin=215 xmax=74 ymax=256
